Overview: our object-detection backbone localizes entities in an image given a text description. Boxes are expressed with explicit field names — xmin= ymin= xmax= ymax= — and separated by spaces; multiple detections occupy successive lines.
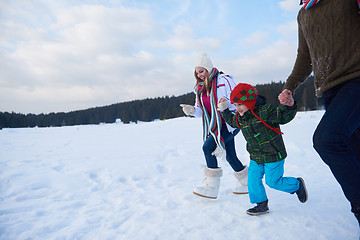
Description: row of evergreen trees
xmin=0 ymin=77 xmax=321 ymax=129
xmin=0 ymin=93 xmax=195 ymax=128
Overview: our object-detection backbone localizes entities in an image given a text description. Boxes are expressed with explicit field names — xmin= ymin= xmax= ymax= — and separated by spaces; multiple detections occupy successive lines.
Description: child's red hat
xmin=231 ymin=83 xmax=283 ymax=135
xmin=230 ymin=83 xmax=258 ymax=110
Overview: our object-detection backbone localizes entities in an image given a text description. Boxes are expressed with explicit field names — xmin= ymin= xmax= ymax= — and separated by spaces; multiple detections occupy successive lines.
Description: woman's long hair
xmin=194 ymin=69 xmax=212 ymax=94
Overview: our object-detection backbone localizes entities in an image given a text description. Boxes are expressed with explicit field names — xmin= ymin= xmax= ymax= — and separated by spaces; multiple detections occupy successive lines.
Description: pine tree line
xmin=255 ymin=76 xmax=320 ymax=111
xmin=0 ymin=77 xmax=321 ymax=129
xmin=0 ymin=93 xmax=195 ymax=128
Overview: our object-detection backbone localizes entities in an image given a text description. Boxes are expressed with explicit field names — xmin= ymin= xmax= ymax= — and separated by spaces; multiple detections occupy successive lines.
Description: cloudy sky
xmin=0 ymin=0 xmax=301 ymax=114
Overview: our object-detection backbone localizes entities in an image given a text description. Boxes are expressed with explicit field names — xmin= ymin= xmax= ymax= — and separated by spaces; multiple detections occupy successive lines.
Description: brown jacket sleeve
xmin=284 ymin=14 xmax=313 ymax=92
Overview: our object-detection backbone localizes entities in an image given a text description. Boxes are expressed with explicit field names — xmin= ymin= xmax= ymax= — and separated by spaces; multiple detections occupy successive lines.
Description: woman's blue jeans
xmin=313 ymin=78 xmax=360 ymax=215
xmin=203 ymin=124 xmax=244 ymax=172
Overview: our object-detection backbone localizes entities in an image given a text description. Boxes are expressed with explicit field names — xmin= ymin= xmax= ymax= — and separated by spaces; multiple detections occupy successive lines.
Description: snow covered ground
xmin=0 ymin=110 xmax=359 ymax=240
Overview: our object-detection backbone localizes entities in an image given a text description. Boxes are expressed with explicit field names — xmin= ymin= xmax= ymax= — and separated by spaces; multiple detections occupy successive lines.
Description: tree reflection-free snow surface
xmin=0 ymin=111 xmax=358 ymax=240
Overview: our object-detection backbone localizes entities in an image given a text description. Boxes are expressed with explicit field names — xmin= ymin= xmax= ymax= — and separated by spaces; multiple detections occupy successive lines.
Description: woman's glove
xmin=180 ymin=104 xmax=195 ymax=116
xmin=217 ymin=98 xmax=229 ymax=112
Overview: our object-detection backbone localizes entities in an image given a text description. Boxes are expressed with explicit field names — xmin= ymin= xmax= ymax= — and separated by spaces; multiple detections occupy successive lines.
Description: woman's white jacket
xmin=193 ymin=73 xmax=237 ymax=133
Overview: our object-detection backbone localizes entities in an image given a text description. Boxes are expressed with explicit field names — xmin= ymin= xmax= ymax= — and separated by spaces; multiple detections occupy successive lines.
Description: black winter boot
xmin=246 ymin=200 xmax=269 ymax=216
xmin=295 ymin=177 xmax=308 ymax=203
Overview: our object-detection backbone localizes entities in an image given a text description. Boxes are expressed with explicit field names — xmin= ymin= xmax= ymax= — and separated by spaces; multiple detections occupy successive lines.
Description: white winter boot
xmin=233 ymin=165 xmax=249 ymax=194
xmin=193 ymin=167 xmax=222 ymax=199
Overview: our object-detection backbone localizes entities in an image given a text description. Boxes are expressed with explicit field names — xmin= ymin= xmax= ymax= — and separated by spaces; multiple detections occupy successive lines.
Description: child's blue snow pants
xmin=248 ymin=159 xmax=299 ymax=204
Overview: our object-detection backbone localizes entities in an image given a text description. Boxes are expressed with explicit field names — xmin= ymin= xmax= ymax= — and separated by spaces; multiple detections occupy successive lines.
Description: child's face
xmin=234 ymin=103 xmax=249 ymax=116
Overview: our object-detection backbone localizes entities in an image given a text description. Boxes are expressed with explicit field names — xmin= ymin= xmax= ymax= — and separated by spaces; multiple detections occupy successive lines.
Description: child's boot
xmin=233 ymin=165 xmax=249 ymax=194
xmin=295 ymin=177 xmax=308 ymax=203
xmin=246 ymin=200 xmax=269 ymax=216
xmin=193 ymin=167 xmax=222 ymax=199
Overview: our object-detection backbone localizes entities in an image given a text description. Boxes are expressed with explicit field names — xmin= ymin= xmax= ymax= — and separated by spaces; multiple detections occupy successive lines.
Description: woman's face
xmin=195 ymin=67 xmax=209 ymax=81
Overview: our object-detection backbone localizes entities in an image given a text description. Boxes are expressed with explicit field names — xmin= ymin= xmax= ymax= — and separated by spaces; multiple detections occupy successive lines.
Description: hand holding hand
xmin=217 ymin=98 xmax=229 ymax=112
xmin=180 ymin=104 xmax=195 ymax=116
xmin=278 ymin=89 xmax=294 ymax=106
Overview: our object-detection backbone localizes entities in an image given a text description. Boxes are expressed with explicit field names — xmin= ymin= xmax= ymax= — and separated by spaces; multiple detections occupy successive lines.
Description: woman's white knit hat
xmin=194 ymin=53 xmax=213 ymax=73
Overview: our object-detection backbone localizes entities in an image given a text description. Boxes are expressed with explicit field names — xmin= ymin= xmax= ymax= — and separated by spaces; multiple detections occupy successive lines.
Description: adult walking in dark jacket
xmin=278 ymin=0 xmax=360 ymax=225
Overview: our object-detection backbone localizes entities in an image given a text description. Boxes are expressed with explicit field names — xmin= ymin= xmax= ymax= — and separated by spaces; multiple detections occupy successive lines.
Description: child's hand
xmin=217 ymin=98 xmax=229 ymax=112
xmin=219 ymin=98 xmax=227 ymax=103
xmin=278 ymin=89 xmax=294 ymax=106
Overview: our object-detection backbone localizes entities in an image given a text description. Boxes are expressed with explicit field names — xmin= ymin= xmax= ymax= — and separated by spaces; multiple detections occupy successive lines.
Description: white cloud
xmin=147 ymin=23 xmax=221 ymax=52
xmin=238 ymin=31 xmax=269 ymax=47
xmin=279 ymin=0 xmax=301 ymax=12
xmin=277 ymin=21 xmax=298 ymax=35
xmin=168 ymin=0 xmax=192 ymax=22
xmin=0 ymin=0 xmax=301 ymax=114
xmin=220 ymin=40 xmax=298 ymax=85
xmin=0 ymin=3 xmax=173 ymax=113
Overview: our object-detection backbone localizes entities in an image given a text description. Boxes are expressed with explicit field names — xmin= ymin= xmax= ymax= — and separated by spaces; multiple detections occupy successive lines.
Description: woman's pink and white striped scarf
xmin=301 ymin=0 xmax=360 ymax=9
xmin=197 ymin=68 xmax=226 ymax=151
xmin=302 ymin=0 xmax=321 ymax=9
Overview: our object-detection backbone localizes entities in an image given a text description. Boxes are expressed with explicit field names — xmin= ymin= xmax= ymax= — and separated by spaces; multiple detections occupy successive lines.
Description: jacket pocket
xmin=260 ymin=141 xmax=276 ymax=153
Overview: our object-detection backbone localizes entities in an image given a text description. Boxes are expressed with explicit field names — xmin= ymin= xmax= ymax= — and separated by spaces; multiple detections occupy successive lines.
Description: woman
xmin=180 ymin=53 xmax=248 ymax=199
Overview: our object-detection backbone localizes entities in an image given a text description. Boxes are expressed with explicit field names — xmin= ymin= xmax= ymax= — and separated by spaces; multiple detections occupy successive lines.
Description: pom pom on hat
xmin=194 ymin=53 xmax=213 ymax=73
xmin=230 ymin=83 xmax=258 ymax=110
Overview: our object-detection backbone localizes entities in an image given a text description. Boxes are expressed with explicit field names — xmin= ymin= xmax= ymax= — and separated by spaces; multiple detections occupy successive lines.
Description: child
xmin=218 ymin=83 xmax=308 ymax=215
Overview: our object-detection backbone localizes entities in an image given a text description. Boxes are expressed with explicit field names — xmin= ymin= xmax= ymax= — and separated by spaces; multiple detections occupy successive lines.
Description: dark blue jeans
xmin=203 ymin=124 xmax=244 ymax=172
xmin=313 ymin=78 xmax=360 ymax=215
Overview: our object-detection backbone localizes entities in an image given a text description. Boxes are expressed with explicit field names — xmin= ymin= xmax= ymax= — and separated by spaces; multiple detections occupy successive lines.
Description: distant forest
xmin=0 ymin=76 xmax=321 ymax=129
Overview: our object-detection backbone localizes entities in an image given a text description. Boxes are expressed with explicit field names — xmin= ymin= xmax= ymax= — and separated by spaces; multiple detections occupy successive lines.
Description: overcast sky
xmin=0 ymin=0 xmax=301 ymax=114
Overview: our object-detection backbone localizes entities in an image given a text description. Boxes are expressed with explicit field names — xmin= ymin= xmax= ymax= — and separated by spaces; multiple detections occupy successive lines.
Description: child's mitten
xmin=217 ymin=98 xmax=229 ymax=112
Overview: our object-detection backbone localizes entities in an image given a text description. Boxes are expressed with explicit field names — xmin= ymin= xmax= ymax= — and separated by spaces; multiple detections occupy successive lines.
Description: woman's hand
xmin=180 ymin=104 xmax=195 ymax=116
